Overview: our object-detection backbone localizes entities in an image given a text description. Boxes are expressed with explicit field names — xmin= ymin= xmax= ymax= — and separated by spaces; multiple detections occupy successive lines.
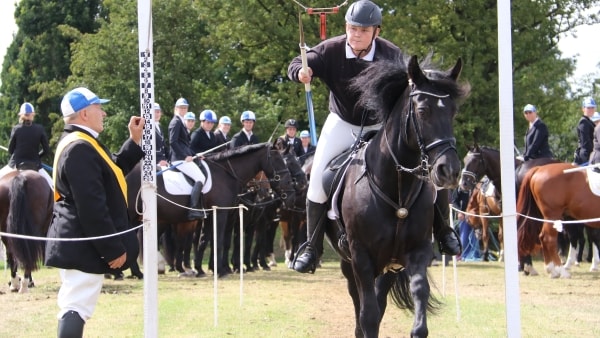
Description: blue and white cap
xmin=582 ymin=97 xmax=597 ymax=108
xmin=240 ymin=110 xmax=256 ymax=121
xmin=61 ymin=87 xmax=110 ymax=117
xmin=219 ymin=116 xmax=232 ymax=124
xmin=591 ymin=112 xmax=600 ymax=123
xmin=153 ymin=102 xmax=161 ymax=111
xmin=19 ymin=102 xmax=35 ymax=115
xmin=184 ymin=112 xmax=195 ymax=120
xmin=175 ymin=97 xmax=189 ymax=107
xmin=300 ymin=130 xmax=310 ymax=138
xmin=199 ymin=110 xmax=217 ymax=123
xmin=523 ymin=104 xmax=537 ymax=113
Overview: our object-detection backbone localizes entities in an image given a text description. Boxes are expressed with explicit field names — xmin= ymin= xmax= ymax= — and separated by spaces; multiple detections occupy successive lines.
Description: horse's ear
xmin=408 ymin=55 xmax=427 ymax=85
xmin=449 ymin=58 xmax=462 ymax=81
xmin=273 ymin=137 xmax=286 ymax=153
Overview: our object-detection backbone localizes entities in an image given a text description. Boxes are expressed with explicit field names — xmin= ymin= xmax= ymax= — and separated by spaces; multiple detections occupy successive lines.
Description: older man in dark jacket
xmin=45 ymin=87 xmax=144 ymax=338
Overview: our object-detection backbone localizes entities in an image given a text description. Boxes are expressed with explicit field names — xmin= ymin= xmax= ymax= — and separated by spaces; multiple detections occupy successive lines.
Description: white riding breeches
xmin=57 ymin=269 xmax=104 ymax=321
xmin=172 ymin=160 xmax=206 ymax=183
xmin=307 ymin=113 xmax=381 ymax=203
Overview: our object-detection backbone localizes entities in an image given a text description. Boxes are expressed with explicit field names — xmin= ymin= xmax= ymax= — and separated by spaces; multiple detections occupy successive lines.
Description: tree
xmin=2 ymin=0 xmax=600 ymax=162
xmin=0 ymin=0 xmax=105 ymax=163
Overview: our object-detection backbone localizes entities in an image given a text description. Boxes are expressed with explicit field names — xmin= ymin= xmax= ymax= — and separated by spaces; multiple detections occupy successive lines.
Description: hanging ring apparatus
xmin=291 ymin=0 xmax=349 ymax=40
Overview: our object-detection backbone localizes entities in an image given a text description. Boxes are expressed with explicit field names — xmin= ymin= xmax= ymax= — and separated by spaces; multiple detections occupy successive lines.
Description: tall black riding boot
xmin=58 ymin=311 xmax=85 ymax=338
xmin=293 ymin=200 xmax=327 ymax=273
xmin=434 ymin=190 xmax=462 ymax=256
xmin=188 ymin=181 xmax=206 ymax=220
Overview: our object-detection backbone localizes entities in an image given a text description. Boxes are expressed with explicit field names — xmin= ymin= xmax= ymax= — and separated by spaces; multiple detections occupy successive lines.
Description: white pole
xmin=239 ymin=204 xmax=244 ymax=306
xmin=137 ymin=1 xmax=158 ymax=337
xmin=213 ymin=206 xmax=218 ymax=327
xmin=497 ymin=1 xmax=521 ymax=337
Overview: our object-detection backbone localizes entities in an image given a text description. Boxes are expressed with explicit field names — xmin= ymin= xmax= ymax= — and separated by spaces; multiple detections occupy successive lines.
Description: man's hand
xmin=108 ymin=253 xmax=127 ymax=269
xmin=128 ymin=116 xmax=145 ymax=145
xmin=298 ymin=67 xmax=313 ymax=84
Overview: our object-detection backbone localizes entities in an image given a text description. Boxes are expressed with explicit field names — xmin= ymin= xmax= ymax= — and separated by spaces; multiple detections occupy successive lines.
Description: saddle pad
xmin=162 ymin=160 xmax=212 ymax=195
xmin=482 ymin=180 xmax=496 ymax=197
xmin=586 ymin=168 xmax=600 ymax=197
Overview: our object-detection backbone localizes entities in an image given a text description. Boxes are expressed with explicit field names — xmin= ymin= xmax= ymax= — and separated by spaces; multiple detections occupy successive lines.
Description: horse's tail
xmin=6 ymin=174 xmax=45 ymax=272
xmin=516 ymin=167 xmax=542 ymax=255
xmin=389 ymin=270 xmax=441 ymax=314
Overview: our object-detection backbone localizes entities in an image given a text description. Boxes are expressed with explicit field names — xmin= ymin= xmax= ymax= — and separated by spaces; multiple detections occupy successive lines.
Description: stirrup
xmin=337 ymin=234 xmax=351 ymax=261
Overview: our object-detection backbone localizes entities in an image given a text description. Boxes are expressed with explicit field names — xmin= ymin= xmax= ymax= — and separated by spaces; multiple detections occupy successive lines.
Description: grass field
xmin=2 ymin=245 xmax=600 ymax=337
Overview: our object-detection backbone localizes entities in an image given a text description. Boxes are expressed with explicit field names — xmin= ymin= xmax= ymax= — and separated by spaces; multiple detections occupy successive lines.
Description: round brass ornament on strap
xmin=396 ymin=208 xmax=408 ymax=218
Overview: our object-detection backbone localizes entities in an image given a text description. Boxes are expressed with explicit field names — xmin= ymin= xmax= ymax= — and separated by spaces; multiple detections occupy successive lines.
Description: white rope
xmin=450 ymin=204 xmax=600 ymax=233
xmin=0 ymin=223 xmax=143 ymax=241
xmin=0 ymin=190 xmax=247 ymax=241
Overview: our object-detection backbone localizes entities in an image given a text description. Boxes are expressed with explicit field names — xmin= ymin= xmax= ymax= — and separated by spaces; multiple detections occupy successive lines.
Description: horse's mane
xmin=206 ymin=142 xmax=270 ymax=161
xmin=350 ymin=54 xmax=409 ymax=122
xmin=351 ymin=53 xmax=469 ymax=122
xmin=473 ymin=146 xmax=499 ymax=154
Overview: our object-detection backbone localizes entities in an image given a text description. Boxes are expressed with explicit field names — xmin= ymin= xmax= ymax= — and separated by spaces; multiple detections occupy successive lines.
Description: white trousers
xmin=172 ymin=161 xmax=206 ymax=183
xmin=307 ymin=113 xmax=381 ymax=203
xmin=57 ymin=269 xmax=104 ymax=321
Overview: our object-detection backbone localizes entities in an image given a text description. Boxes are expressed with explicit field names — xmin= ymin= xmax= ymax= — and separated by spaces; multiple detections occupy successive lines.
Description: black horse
xmin=280 ymin=152 xmax=312 ymax=267
xmin=127 ymin=141 xmax=296 ymax=277
xmin=224 ymin=139 xmax=307 ymax=272
xmin=0 ymin=170 xmax=53 ymax=292
xmin=317 ymin=55 xmax=468 ymax=337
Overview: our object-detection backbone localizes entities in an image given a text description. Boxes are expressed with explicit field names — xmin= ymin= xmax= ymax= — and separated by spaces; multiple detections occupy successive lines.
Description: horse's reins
xmin=365 ymin=85 xmax=456 ymax=270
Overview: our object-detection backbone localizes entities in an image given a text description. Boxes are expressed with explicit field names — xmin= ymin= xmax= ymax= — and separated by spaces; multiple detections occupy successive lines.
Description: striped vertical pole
xmin=137 ymin=1 xmax=158 ymax=337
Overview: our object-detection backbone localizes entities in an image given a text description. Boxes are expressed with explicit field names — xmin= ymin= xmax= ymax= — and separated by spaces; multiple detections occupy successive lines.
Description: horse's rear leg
xmin=18 ymin=272 xmax=32 ymax=293
xmin=521 ymin=255 xmax=539 ymax=276
xmin=7 ymin=252 xmax=20 ymax=292
xmin=540 ymin=225 xmax=570 ymax=278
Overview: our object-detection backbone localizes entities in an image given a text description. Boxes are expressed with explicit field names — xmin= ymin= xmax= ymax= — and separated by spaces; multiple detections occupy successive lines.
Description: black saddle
xmin=16 ymin=161 xmax=41 ymax=171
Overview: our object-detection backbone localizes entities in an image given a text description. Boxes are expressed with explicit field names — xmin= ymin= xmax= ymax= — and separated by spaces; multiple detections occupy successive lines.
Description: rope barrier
xmin=450 ymin=204 xmax=600 ymax=233
xmin=0 ymin=191 xmax=247 ymax=241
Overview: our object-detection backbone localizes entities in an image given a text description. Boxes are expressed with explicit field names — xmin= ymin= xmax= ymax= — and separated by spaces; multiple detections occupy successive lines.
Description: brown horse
xmin=459 ymin=145 xmax=560 ymax=275
xmin=465 ymin=180 xmax=503 ymax=261
xmin=517 ymin=162 xmax=600 ymax=278
xmin=0 ymin=170 xmax=53 ymax=292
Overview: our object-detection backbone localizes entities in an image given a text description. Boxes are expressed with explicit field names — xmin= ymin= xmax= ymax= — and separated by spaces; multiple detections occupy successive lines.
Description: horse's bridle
xmin=461 ymin=151 xmax=485 ymax=188
xmin=364 ymin=84 xmax=457 ymax=218
xmin=263 ymin=147 xmax=296 ymax=206
xmin=383 ymin=84 xmax=457 ymax=181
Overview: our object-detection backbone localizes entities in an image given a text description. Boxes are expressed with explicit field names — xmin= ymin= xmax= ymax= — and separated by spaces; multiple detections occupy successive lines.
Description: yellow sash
xmin=53 ymin=131 xmax=128 ymax=205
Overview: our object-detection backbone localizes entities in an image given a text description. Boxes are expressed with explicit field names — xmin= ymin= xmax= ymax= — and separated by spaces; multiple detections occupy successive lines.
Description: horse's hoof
xmin=196 ymin=270 xmax=207 ymax=278
xmin=261 ymin=265 xmax=271 ymax=271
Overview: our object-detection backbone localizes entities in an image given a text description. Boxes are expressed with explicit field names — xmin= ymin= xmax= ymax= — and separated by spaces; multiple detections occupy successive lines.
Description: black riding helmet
xmin=345 ymin=0 xmax=382 ymax=27
xmin=285 ymin=119 xmax=298 ymax=128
